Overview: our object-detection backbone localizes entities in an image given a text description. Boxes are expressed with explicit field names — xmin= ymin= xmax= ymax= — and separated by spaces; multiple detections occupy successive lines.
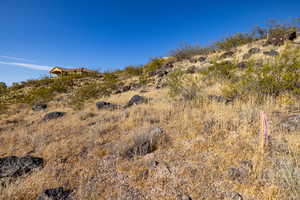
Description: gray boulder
xmin=125 ymin=95 xmax=149 ymax=108
xmin=198 ymin=57 xmax=207 ymax=62
xmin=208 ymin=95 xmax=231 ymax=104
xmin=287 ymin=31 xmax=297 ymax=41
xmin=96 ymin=101 xmax=118 ymax=110
xmin=237 ymin=61 xmax=248 ymax=69
xmin=263 ymin=50 xmax=279 ymax=57
xmin=0 ymin=156 xmax=43 ymax=178
xmin=248 ymin=48 xmax=260 ymax=55
xmin=32 ymin=104 xmax=47 ymax=111
xmin=36 ymin=187 xmax=72 ymax=200
xmin=220 ymin=51 xmax=234 ymax=59
xmin=43 ymin=112 xmax=65 ymax=121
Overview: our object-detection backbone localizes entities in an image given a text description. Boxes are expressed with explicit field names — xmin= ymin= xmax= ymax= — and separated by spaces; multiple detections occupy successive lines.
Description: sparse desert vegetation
xmin=0 ymin=19 xmax=300 ymax=200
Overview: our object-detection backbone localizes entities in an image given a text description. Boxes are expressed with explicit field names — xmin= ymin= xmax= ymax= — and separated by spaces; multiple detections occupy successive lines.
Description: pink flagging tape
xmin=260 ymin=111 xmax=269 ymax=145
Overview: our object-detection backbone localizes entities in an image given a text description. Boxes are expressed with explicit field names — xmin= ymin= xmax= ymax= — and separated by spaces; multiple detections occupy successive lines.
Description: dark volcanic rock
xmin=237 ymin=61 xmax=248 ymax=69
xmin=181 ymin=194 xmax=192 ymax=200
xmin=287 ymin=31 xmax=297 ymax=41
xmin=36 ymin=187 xmax=72 ymax=200
xmin=43 ymin=112 xmax=65 ymax=121
xmin=0 ymin=156 xmax=43 ymax=178
xmin=263 ymin=50 xmax=279 ymax=57
xmin=96 ymin=101 xmax=118 ymax=110
xmin=125 ymin=95 xmax=149 ymax=108
xmin=208 ymin=95 xmax=231 ymax=104
xmin=32 ymin=104 xmax=47 ymax=111
xmin=198 ymin=56 xmax=207 ymax=62
xmin=232 ymin=193 xmax=243 ymax=200
xmin=248 ymin=47 xmax=260 ymax=55
xmin=220 ymin=51 xmax=234 ymax=59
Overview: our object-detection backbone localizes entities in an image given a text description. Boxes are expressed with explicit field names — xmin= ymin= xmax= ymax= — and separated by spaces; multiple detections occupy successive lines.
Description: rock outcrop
xmin=0 ymin=156 xmax=43 ymax=178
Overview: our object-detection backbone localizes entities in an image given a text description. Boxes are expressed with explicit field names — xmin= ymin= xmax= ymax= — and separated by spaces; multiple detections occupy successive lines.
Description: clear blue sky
xmin=0 ymin=0 xmax=300 ymax=86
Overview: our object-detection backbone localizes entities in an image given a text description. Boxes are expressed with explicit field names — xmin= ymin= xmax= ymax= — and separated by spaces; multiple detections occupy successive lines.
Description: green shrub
xmin=23 ymin=87 xmax=55 ymax=104
xmin=170 ymin=44 xmax=215 ymax=61
xmin=143 ymin=58 xmax=166 ymax=73
xmin=0 ymin=82 xmax=7 ymax=95
xmin=167 ymin=69 xmax=203 ymax=101
xmin=123 ymin=65 xmax=143 ymax=77
xmin=214 ymin=33 xmax=255 ymax=50
xmin=199 ymin=62 xmax=239 ymax=82
xmin=221 ymin=61 xmax=300 ymax=99
xmin=70 ymin=73 xmax=120 ymax=109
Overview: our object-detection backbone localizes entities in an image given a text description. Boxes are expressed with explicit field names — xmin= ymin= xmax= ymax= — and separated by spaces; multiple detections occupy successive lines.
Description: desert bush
xmin=70 ymin=74 xmax=119 ymax=109
xmin=221 ymin=61 xmax=300 ymax=99
xmin=123 ymin=65 xmax=143 ymax=77
xmin=18 ymin=77 xmax=74 ymax=105
xmin=23 ymin=87 xmax=55 ymax=104
xmin=170 ymin=44 xmax=215 ymax=61
xmin=0 ymin=82 xmax=7 ymax=95
xmin=214 ymin=33 xmax=255 ymax=50
xmin=167 ymin=69 xmax=203 ymax=101
xmin=119 ymin=127 xmax=167 ymax=159
xmin=10 ymin=82 xmax=25 ymax=90
xmin=266 ymin=19 xmax=299 ymax=38
xmin=199 ymin=61 xmax=239 ymax=82
xmin=143 ymin=58 xmax=166 ymax=73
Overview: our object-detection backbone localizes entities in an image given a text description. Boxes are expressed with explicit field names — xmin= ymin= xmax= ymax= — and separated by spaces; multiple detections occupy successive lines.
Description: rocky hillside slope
xmin=0 ymin=36 xmax=300 ymax=200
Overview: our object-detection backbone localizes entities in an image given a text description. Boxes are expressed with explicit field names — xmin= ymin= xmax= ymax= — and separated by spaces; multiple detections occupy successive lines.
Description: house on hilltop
xmin=50 ymin=67 xmax=98 ymax=76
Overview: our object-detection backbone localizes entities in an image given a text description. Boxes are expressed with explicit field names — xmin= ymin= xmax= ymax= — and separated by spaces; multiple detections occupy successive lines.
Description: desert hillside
xmin=0 ymin=31 xmax=300 ymax=200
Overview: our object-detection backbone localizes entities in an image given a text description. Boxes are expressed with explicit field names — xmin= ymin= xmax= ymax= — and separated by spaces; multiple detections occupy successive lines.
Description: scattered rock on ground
xmin=181 ymin=194 xmax=192 ymax=200
xmin=220 ymin=51 xmax=234 ymax=59
xmin=263 ymin=50 xmax=279 ymax=57
xmin=208 ymin=95 xmax=231 ymax=104
xmin=113 ymin=85 xmax=131 ymax=94
xmin=36 ymin=187 xmax=72 ymax=200
xmin=287 ymin=31 xmax=297 ymax=41
xmin=236 ymin=61 xmax=247 ymax=69
xmin=198 ymin=56 xmax=207 ymax=62
xmin=43 ymin=112 xmax=65 ymax=121
xmin=248 ymin=47 xmax=260 ymax=55
xmin=232 ymin=193 xmax=243 ymax=200
xmin=96 ymin=101 xmax=118 ymax=110
xmin=32 ymin=103 xmax=47 ymax=111
xmin=0 ymin=156 xmax=43 ymax=178
xmin=125 ymin=95 xmax=149 ymax=108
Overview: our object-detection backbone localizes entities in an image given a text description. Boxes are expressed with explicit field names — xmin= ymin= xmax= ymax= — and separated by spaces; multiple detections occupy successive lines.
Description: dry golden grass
xmin=1 ymin=41 xmax=300 ymax=199
xmin=0 ymin=86 xmax=299 ymax=200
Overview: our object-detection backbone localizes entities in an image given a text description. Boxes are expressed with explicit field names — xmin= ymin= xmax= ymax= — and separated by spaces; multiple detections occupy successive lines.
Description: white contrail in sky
xmin=0 ymin=55 xmax=35 ymax=62
xmin=0 ymin=61 xmax=50 ymax=71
